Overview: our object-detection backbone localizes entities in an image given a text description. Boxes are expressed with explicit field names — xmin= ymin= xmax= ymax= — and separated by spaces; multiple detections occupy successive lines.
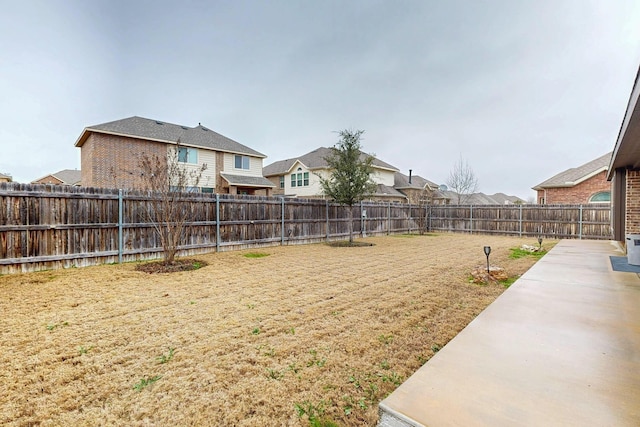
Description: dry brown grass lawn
xmin=0 ymin=233 xmax=554 ymax=426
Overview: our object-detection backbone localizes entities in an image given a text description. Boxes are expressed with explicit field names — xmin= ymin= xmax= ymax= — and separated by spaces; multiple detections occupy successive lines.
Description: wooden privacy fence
xmin=428 ymin=204 xmax=612 ymax=240
xmin=0 ymin=183 xmax=421 ymax=273
xmin=0 ymin=183 xmax=612 ymax=273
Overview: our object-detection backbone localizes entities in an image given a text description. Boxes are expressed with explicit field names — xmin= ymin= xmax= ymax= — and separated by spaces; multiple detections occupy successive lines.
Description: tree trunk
xmin=348 ymin=205 xmax=354 ymax=244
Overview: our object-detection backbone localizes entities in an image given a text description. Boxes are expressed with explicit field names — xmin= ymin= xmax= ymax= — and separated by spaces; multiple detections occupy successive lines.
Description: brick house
xmin=262 ymin=147 xmax=408 ymax=203
xmin=0 ymin=173 xmax=12 ymax=183
xmin=393 ymin=171 xmax=441 ymax=204
xmin=31 ymin=169 xmax=81 ymax=186
xmin=74 ymin=116 xmax=275 ymax=195
xmin=608 ymin=65 xmax=640 ymax=243
xmin=532 ymin=152 xmax=612 ymax=204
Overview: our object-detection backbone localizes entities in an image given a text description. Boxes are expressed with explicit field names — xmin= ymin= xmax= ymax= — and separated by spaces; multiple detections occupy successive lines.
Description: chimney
xmin=409 ymin=169 xmax=412 ymax=184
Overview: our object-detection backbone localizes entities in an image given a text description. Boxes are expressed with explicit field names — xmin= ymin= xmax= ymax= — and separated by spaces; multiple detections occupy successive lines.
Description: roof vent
xmin=155 ymin=121 xmax=163 ymax=125
xmin=181 ymin=126 xmax=188 ymax=130
xmin=202 ymin=127 xmax=209 ymax=131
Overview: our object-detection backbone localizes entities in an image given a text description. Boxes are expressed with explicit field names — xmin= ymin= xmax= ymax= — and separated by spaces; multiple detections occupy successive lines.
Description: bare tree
xmin=446 ymin=155 xmax=479 ymax=204
xmin=319 ymin=129 xmax=377 ymax=244
xmin=139 ymin=143 xmax=207 ymax=264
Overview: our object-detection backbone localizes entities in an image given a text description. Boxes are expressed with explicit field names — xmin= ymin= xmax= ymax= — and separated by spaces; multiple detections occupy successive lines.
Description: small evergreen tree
xmin=319 ymin=130 xmax=377 ymax=244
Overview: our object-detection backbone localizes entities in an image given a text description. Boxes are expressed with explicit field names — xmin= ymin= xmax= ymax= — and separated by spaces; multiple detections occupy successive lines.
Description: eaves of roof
xmin=532 ymin=152 xmax=611 ymax=190
xmin=608 ymin=64 xmax=640 ymax=179
xmin=532 ymin=165 xmax=608 ymax=190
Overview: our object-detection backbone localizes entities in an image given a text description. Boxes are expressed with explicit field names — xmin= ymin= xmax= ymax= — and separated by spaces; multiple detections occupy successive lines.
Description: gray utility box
xmin=626 ymin=234 xmax=640 ymax=266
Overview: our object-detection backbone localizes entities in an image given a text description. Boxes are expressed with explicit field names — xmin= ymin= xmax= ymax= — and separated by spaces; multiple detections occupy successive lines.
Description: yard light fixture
xmin=538 ymin=236 xmax=543 ymax=250
xmin=483 ymin=246 xmax=491 ymax=274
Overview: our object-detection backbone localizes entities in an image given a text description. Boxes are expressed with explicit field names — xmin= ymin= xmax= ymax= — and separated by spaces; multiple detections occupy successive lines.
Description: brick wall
xmin=626 ymin=169 xmax=640 ymax=234
xmin=215 ymin=152 xmax=226 ymax=193
xmin=80 ymin=133 xmax=167 ymax=189
xmin=538 ymin=171 xmax=611 ymax=204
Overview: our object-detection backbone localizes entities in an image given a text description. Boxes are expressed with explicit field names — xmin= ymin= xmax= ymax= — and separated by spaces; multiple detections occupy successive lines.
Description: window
xmin=290 ymin=169 xmax=310 ymax=188
xmin=178 ymin=147 xmax=197 ymax=164
xmin=201 ymin=187 xmax=214 ymax=193
xmin=279 ymin=176 xmax=284 ymax=189
xmin=234 ymin=155 xmax=250 ymax=170
xmin=589 ymin=191 xmax=610 ymax=203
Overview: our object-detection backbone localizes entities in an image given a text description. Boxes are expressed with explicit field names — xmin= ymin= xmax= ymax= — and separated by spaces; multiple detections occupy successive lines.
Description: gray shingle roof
xmin=393 ymin=172 xmax=438 ymax=189
xmin=76 ymin=116 xmax=265 ymax=158
xmin=373 ymin=184 xmax=407 ymax=199
xmin=33 ymin=169 xmax=81 ymax=185
xmin=533 ymin=152 xmax=612 ymax=190
xmin=263 ymin=146 xmax=398 ymax=176
xmin=220 ymin=173 xmax=276 ymax=187
xmin=439 ymin=190 xmax=524 ymax=205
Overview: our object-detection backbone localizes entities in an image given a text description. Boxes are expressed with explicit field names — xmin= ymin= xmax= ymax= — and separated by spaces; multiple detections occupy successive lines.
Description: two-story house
xmin=74 ymin=116 xmax=275 ymax=195
xmin=263 ymin=147 xmax=407 ymax=203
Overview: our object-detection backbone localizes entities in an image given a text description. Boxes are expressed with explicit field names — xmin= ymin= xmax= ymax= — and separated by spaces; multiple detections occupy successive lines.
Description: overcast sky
xmin=1 ymin=0 xmax=639 ymax=199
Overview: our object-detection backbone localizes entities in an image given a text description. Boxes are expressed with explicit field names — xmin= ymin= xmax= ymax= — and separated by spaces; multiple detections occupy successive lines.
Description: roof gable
xmin=75 ymin=116 xmax=265 ymax=158
xmin=533 ymin=152 xmax=612 ymax=190
xmin=263 ymin=146 xmax=399 ymax=176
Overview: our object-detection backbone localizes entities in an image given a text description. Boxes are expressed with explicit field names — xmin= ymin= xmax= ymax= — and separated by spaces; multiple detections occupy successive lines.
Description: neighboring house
xmin=393 ymin=171 xmax=440 ymax=204
xmin=74 ymin=116 xmax=275 ymax=195
xmin=0 ymin=172 xmax=12 ymax=183
xmin=532 ymin=152 xmax=612 ymax=204
xmin=31 ymin=169 xmax=81 ymax=186
xmin=263 ymin=147 xmax=407 ymax=203
xmin=608 ymin=64 xmax=640 ymax=243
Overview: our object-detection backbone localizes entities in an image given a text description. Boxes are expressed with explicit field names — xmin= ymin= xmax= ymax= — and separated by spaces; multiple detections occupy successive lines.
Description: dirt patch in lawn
xmin=135 ymin=258 xmax=208 ymax=274
xmin=0 ymin=234 xmax=554 ymax=426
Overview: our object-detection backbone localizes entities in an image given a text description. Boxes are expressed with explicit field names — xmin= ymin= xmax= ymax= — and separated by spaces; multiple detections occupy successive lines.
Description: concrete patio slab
xmin=379 ymin=240 xmax=640 ymax=427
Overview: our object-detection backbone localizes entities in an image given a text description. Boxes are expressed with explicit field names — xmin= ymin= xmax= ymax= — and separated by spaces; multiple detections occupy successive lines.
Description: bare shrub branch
xmin=138 ymin=142 xmax=207 ymax=264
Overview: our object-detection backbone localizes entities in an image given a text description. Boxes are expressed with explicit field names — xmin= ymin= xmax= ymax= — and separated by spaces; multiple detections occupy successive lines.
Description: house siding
xmin=180 ymin=147 xmax=216 ymax=189
xmin=372 ymin=169 xmax=396 ymax=187
xmin=223 ymin=153 xmax=263 ymax=177
xmin=536 ymin=171 xmax=611 ymax=204
xmin=626 ymin=169 xmax=640 ymax=235
xmin=81 ymin=133 xmax=167 ymax=189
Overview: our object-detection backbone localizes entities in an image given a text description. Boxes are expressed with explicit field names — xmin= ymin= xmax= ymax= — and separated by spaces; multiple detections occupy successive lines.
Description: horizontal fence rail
xmin=0 ymin=183 xmax=612 ymax=273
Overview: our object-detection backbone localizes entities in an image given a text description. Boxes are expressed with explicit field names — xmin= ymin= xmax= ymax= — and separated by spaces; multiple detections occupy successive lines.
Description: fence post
xmin=361 ymin=201 xmax=364 ymax=237
xmin=118 ymin=189 xmax=123 ymax=264
xmin=428 ymin=205 xmax=432 ymax=231
xmin=519 ymin=204 xmax=523 ymax=237
xmin=470 ymin=205 xmax=473 ymax=235
xmin=216 ymin=194 xmax=221 ymax=251
xmin=326 ymin=199 xmax=329 ymax=241
xmin=387 ymin=203 xmax=391 ymax=235
xmin=579 ymin=204 xmax=583 ymax=240
xmin=408 ymin=204 xmax=412 ymax=234
xmin=281 ymin=197 xmax=286 ymax=245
